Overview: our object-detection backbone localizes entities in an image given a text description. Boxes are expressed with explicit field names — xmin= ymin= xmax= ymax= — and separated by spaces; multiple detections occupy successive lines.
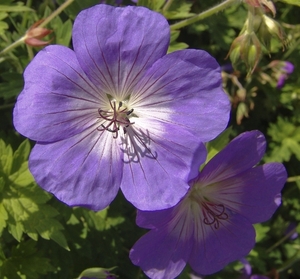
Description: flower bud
xmin=24 ymin=19 xmax=53 ymax=47
xmin=227 ymin=32 xmax=262 ymax=74
xmin=262 ymin=15 xmax=286 ymax=44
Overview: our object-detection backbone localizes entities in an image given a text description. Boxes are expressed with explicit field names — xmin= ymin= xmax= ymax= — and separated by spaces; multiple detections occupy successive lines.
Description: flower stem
xmin=266 ymin=226 xmax=298 ymax=253
xmin=170 ymin=0 xmax=239 ymax=30
xmin=287 ymin=175 xmax=300 ymax=183
xmin=0 ymin=103 xmax=14 ymax=110
xmin=0 ymin=37 xmax=25 ymax=55
xmin=0 ymin=0 xmax=74 ymax=55
xmin=38 ymin=0 xmax=74 ymax=28
xmin=162 ymin=0 xmax=174 ymax=13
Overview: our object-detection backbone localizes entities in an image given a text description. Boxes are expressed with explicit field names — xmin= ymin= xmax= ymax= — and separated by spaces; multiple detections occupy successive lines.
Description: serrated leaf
xmin=8 ymin=222 xmax=23 ymax=241
xmin=137 ymin=0 xmax=165 ymax=11
xmin=0 ymin=140 xmax=68 ymax=249
xmin=163 ymin=0 xmax=194 ymax=19
xmin=49 ymin=230 xmax=70 ymax=250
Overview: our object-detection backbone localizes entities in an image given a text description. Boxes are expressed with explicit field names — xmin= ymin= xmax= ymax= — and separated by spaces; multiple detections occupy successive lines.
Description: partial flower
xmin=239 ymin=258 xmax=270 ymax=279
xmin=24 ymin=19 xmax=53 ymax=47
xmin=130 ymin=131 xmax=287 ymax=278
xmin=13 ymin=4 xmax=230 ymax=211
xmin=275 ymin=61 xmax=294 ymax=88
xmin=260 ymin=60 xmax=294 ymax=88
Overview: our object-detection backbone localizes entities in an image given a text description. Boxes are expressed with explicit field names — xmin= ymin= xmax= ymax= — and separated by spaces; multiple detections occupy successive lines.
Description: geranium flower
xmin=130 ymin=131 xmax=287 ymax=278
xmin=13 ymin=4 xmax=230 ymax=211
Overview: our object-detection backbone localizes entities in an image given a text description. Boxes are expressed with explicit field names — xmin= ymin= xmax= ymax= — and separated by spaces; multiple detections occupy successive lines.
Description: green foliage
xmin=279 ymin=0 xmax=300 ymax=7
xmin=266 ymin=117 xmax=300 ymax=162
xmin=0 ymin=0 xmax=299 ymax=278
xmin=77 ymin=267 xmax=117 ymax=279
xmin=0 ymin=139 xmax=68 ymax=248
xmin=137 ymin=0 xmax=165 ymax=11
xmin=0 ymin=240 xmax=55 ymax=279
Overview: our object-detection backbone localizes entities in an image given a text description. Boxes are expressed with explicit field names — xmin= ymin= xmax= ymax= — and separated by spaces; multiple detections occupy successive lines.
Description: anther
xmin=127 ymin=108 xmax=134 ymax=115
xmin=202 ymin=203 xmax=228 ymax=230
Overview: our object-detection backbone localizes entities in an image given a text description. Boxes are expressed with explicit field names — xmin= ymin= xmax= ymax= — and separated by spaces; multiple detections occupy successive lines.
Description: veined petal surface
xmin=29 ymin=126 xmax=122 ymax=211
xmin=199 ymin=131 xmax=266 ymax=184
xmin=121 ymin=121 xmax=206 ymax=210
xmin=72 ymin=4 xmax=170 ymax=98
xmin=131 ymin=49 xmax=230 ymax=142
xmin=14 ymin=45 xmax=101 ymax=142
xmin=208 ymin=163 xmax=286 ymax=223
xmin=189 ymin=213 xmax=255 ymax=275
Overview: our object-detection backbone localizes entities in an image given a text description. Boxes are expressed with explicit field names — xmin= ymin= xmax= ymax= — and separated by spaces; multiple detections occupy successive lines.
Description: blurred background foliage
xmin=0 ymin=0 xmax=299 ymax=278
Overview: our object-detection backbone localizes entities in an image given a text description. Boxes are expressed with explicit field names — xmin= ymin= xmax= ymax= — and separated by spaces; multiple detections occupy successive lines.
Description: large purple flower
xmin=13 ymin=4 xmax=230 ymax=211
xmin=130 ymin=131 xmax=287 ymax=278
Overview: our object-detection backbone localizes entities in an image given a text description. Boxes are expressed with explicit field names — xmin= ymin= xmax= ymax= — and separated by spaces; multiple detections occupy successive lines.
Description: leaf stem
xmin=0 ymin=0 xmax=74 ymax=56
xmin=38 ymin=0 xmax=74 ymax=28
xmin=0 ymin=37 xmax=26 ymax=56
xmin=266 ymin=226 xmax=298 ymax=253
xmin=162 ymin=0 xmax=174 ymax=13
xmin=287 ymin=175 xmax=300 ymax=183
xmin=170 ymin=0 xmax=239 ymax=30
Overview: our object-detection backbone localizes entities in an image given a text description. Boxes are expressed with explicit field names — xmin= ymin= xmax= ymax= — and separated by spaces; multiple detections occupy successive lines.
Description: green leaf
xmin=0 ymin=73 xmax=23 ymax=100
xmin=77 ymin=267 xmax=117 ymax=279
xmin=0 ymin=139 xmax=13 ymax=175
xmin=254 ymin=223 xmax=270 ymax=242
xmin=279 ymin=0 xmax=300 ymax=7
xmin=205 ymin=127 xmax=233 ymax=164
xmin=0 ymin=20 xmax=8 ymax=36
xmin=163 ymin=0 xmax=194 ymax=19
xmin=266 ymin=117 xmax=300 ymax=162
xmin=137 ymin=0 xmax=165 ymax=11
xmin=0 ymin=240 xmax=54 ymax=279
xmin=11 ymin=140 xmax=30 ymax=174
xmin=0 ymin=139 xmax=68 ymax=249
xmin=0 ymin=5 xmax=34 ymax=12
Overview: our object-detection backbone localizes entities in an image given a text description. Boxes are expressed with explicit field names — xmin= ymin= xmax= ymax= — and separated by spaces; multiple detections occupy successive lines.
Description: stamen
xmin=127 ymin=108 xmax=134 ymax=115
xmin=97 ymin=99 xmax=134 ymax=139
xmin=202 ymin=202 xmax=228 ymax=229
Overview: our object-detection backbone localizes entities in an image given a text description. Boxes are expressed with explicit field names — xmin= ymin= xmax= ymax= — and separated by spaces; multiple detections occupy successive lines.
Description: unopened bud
xmin=24 ymin=19 xmax=53 ymax=47
xmin=227 ymin=32 xmax=262 ymax=74
xmin=262 ymin=15 xmax=286 ymax=44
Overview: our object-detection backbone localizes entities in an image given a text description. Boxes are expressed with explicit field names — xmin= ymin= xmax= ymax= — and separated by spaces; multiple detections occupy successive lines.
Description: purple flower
xmin=130 ymin=131 xmax=287 ymax=278
xmin=13 ymin=4 xmax=230 ymax=211
xmin=276 ymin=61 xmax=294 ymax=88
xmin=239 ymin=258 xmax=270 ymax=279
xmin=267 ymin=60 xmax=294 ymax=89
